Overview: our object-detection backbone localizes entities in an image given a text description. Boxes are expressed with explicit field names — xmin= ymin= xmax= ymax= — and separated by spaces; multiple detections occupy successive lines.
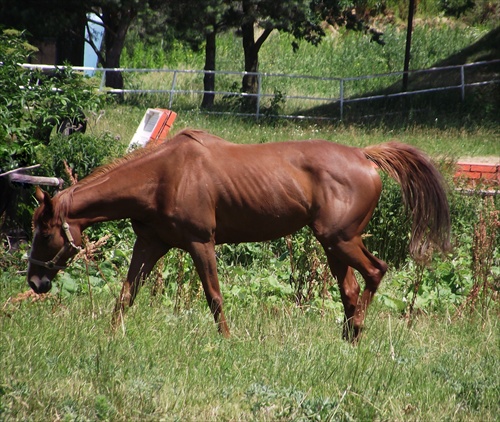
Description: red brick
xmin=470 ymin=164 xmax=497 ymax=173
xmin=481 ymin=172 xmax=498 ymax=180
xmin=455 ymin=163 xmax=471 ymax=172
xmin=467 ymin=172 xmax=482 ymax=179
xmin=454 ymin=171 xmax=466 ymax=177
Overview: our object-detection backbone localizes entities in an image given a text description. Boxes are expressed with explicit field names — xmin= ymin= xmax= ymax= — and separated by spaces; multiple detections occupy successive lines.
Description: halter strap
xmin=28 ymin=216 xmax=81 ymax=270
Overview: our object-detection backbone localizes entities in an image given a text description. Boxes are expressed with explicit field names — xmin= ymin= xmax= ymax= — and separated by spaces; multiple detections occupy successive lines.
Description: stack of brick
xmin=454 ymin=161 xmax=500 ymax=189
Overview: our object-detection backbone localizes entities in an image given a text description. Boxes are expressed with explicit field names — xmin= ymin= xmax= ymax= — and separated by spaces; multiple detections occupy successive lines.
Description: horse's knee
xmin=340 ymin=282 xmax=360 ymax=314
xmin=207 ymin=295 xmax=230 ymax=337
xmin=345 ymin=281 xmax=361 ymax=300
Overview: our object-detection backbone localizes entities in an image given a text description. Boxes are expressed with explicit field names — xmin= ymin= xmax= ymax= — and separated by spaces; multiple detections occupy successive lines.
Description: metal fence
xmin=22 ymin=60 xmax=500 ymax=120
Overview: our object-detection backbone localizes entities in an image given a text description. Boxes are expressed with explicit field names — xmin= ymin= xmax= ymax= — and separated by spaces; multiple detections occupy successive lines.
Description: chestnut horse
xmin=27 ymin=129 xmax=450 ymax=341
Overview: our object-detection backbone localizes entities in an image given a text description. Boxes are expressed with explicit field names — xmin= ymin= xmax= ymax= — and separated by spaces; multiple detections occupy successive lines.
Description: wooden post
xmin=402 ymin=0 xmax=417 ymax=92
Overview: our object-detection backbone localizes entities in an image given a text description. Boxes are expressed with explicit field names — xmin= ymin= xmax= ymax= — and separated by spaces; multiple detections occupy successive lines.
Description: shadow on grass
xmin=299 ymin=26 xmax=500 ymax=129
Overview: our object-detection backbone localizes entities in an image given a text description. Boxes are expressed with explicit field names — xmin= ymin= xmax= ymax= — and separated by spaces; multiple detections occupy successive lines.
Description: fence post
xmin=340 ymin=79 xmax=344 ymax=120
xmin=169 ymin=71 xmax=177 ymax=109
xmin=99 ymin=69 xmax=106 ymax=92
xmin=460 ymin=65 xmax=465 ymax=102
xmin=256 ymin=73 xmax=262 ymax=119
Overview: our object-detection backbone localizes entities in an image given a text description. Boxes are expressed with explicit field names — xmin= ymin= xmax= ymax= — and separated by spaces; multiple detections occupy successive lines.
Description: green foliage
xmin=1 ymin=23 xmax=499 ymax=418
xmin=0 ymin=29 xmax=115 ymax=234
xmin=0 ymin=29 xmax=108 ymax=171
xmin=378 ymin=193 xmax=499 ymax=315
xmin=1 ymin=13 xmax=498 ymax=417
xmin=37 ymin=132 xmax=125 ymax=185
xmin=365 ymin=174 xmax=411 ymax=267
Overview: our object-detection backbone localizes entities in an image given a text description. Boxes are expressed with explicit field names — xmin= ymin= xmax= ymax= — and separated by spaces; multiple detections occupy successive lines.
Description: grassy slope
xmin=115 ymin=20 xmax=499 ymax=153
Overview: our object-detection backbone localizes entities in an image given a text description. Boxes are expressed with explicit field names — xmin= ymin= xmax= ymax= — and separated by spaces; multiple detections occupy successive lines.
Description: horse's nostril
xmin=28 ymin=279 xmax=38 ymax=293
xmin=28 ymin=275 xmax=52 ymax=294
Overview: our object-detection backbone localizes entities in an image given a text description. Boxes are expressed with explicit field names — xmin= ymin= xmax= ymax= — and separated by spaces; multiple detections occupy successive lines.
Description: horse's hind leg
xmin=322 ymin=237 xmax=388 ymax=342
xmin=324 ymin=254 xmax=360 ymax=341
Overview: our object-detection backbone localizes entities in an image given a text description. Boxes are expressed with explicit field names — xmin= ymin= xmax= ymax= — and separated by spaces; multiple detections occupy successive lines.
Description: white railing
xmin=22 ymin=60 xmax=500 ymax=120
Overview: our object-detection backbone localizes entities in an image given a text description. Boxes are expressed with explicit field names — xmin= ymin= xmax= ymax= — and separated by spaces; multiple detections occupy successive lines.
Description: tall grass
xmin=117 ymin=20 xmax=498 ymax=124
xmin=1 ymin=286 xmax=498 ymax=420
xmin=122 ymin=23 xmax=485 ymax=78
xmin=2 ymin=14 xmax=498 ymax=419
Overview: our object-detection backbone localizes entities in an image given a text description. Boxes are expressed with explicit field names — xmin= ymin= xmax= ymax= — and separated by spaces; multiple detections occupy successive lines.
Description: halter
xmin=28 ymin=218 xmax=81 ymax=271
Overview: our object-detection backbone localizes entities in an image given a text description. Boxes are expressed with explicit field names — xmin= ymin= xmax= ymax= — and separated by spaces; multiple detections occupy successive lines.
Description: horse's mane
xmin=46 ymin=128 xmax=225 ymax=221
xmin=55 ymin=129 xmax=223 ymax=198
xmin=66 ymin=129 xmax=220 ymax=192
xmin=72 ymin=145 xmax=154 ymax=189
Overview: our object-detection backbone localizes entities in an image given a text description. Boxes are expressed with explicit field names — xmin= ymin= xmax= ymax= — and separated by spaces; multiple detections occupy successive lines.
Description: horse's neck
xmin=64 ymin=172 xmax=149 ymax=228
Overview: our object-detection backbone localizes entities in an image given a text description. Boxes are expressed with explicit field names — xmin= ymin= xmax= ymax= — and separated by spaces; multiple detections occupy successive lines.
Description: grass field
xmin=3 ymin=91 xmax=499 ymax=420
xmin=1 ymin=285 xmax=498 ymax=421
xmin=1 ymin=107 xmax=499 ymax=419
xmin=91 ymin=106 xmax=500 ymax=158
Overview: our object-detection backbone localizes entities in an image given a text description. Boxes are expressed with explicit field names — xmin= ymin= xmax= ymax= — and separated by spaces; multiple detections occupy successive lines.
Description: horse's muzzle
xmin=28 ymin=274 xmax=52 ymax=294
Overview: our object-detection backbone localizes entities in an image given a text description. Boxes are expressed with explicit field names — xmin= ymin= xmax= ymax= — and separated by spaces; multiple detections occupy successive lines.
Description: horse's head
xmin=27 ymin=187 xmax=82 ymax=294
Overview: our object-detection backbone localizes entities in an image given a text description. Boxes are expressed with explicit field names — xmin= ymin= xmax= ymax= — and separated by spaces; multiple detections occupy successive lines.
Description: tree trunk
xmin=201 ymin=30 xmax=216 ymax=109
xmin=102 ymin=8 xmax=136 ymax=90
xmin=241 ymin=20 xmax=259 ymax=111
xmin=403 ymin=0 xmax=417 ymax=92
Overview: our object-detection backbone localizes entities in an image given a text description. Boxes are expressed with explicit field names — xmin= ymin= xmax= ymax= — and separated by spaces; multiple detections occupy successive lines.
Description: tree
xmin=0 ymin=0 xmax=88 ymax=64
xmin=0 ymin=0 xmax=166 ymax=89
xmin=226 ymin=0 xmax=386 ymax=110
xmin=163 ymin=0 xmax=230 ymax=109
xmin=86 ymin=0 xmax=149 ymax=89
xmin=160 ymin=1 xmax=328 ymax=110
xmin=87 ymin=0 xmax=175 ymax=89
xmin=226 ymin=0 xmax=328 ymax=110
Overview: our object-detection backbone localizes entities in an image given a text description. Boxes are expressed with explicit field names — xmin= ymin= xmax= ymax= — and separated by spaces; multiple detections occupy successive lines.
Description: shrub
xmin=0 ymin=29 xmax=112 ymax=236
xmin=38 ymin=133 xmax=125 ymax=185
xmin=0 ymin=29 xmax=108 ymax=172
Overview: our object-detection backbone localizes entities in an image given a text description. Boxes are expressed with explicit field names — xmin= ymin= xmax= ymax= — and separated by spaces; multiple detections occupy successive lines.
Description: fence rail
xmin=22 ymin=60 xmax=500 ymax=120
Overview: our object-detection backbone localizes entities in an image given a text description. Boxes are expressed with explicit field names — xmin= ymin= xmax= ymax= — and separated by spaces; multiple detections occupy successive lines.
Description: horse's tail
xmin=363 ymin=142 xmax=451 ymax=261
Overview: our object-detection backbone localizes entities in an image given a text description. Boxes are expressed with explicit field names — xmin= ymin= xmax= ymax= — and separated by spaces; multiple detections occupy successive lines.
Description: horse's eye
xmin=42 ymin=233 xmax=53 ymax=240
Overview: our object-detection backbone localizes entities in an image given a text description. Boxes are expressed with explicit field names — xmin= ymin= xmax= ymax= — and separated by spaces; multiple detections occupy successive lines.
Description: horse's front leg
xmin=189 ymin=240 xmax=230 ymax=337
xmin=112 ymin=236 xmax=169 ymax=329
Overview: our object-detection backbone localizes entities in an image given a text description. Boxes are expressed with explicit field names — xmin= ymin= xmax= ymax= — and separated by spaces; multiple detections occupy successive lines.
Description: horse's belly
xmin=214 ymin=207 xmax=311 ymax=244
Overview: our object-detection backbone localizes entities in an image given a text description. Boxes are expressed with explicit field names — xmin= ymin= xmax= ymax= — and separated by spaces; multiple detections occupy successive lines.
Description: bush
xmin=0 ymin=29 xmax=107 ymax=172
xmin=0 ymin=29 xmax=113 ymax=237
xmin=38 ymin=133 xmax=125 ymax=185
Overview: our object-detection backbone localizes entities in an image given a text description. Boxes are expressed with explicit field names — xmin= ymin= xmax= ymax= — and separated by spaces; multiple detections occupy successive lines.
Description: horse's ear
xmin=34 ymin=187 xmax=54 ymax=217
xmin=35 ymin=186 xmax=46 ymax=204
